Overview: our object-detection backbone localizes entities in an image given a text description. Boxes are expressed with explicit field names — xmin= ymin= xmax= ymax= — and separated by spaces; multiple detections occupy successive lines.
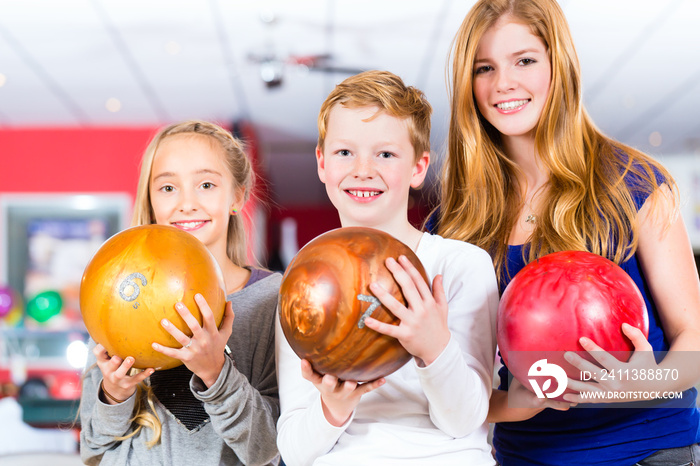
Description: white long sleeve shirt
xmin=276 ymin=233 xmax=499 ymax=466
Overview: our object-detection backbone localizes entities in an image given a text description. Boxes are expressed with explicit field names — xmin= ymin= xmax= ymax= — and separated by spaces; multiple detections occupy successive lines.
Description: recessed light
xmin=106 ymin=98 xmax=121 ymax=113
xmin=259 ymin=8 xmax=276 ymax=24
xmin=164 ymin=40 xmax=181 ymax=55
xmin=622 ymin=94 xmax=635 ymax=109
xmin=0 ymin=73 xmax=6 ymax=87
xmin=649 ymin=131 xmax=662 ymax=147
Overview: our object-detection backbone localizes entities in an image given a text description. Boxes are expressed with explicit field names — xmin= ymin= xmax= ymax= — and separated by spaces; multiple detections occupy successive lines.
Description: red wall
xmin=0 ymin=125 xmax=276 ymax=264
xmin=0 ymin=127 xmax=159 ymax=197
xmin=0 ymin=127 xmax=432 ymax=269
xmin=0 ymin=126 xmax=327 ymax=269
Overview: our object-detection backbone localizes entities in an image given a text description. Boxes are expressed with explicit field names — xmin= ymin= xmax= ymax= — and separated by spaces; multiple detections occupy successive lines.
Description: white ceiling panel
xmin=0 ymin=0 xmax=698 ymax=159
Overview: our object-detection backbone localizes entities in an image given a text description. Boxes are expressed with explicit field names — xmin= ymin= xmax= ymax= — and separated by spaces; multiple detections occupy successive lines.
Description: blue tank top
xmin=493 ymin=167 xmax=700 ymax=465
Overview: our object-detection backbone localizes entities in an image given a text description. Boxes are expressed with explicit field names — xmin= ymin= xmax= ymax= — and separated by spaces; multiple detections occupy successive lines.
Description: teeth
xmin=496 ymin=99 xmax=529 ymax=110
xmin=176 ymin=221 xmax=204 ymax=229
xmin=349 ymin=190 xmax=381 ymax=198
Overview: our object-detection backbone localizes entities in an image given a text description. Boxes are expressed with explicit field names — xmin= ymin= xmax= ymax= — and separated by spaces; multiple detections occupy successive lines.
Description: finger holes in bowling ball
xmin=80 ymin=225 xmax=226 ymax=370
xmin=279 ymin=227 xmax=429 ymax=382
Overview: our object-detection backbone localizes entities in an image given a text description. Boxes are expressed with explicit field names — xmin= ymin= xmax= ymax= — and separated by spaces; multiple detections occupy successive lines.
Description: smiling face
xmin=149 ymin=133 xmax=242 ymax=258
xmin=316 ymin=104 xmax=429 ymax=232
xmin=472 ymin=16 xmax=551 ymax=143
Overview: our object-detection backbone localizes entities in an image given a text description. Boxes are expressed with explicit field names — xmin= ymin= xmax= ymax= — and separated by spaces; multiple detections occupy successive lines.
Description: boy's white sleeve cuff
xmin=309 ymin=392 xmax=355 ymax=431
xmin=413 ymin=335 xmax=459 ymax=374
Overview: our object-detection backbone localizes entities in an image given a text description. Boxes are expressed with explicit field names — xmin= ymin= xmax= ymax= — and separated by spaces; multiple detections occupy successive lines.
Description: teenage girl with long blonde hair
xmin=435 ymin=0 xmax=700 ymax=464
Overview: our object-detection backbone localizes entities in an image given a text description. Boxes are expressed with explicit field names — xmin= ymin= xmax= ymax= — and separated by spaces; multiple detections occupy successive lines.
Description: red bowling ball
xmin=497 ymin=250 xmax=649 ymax=395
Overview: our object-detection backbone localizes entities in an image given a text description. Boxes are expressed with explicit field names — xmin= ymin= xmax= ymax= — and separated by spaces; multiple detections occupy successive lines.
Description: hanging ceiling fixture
xmin=247 ymin=7 xmax=364 ymax=90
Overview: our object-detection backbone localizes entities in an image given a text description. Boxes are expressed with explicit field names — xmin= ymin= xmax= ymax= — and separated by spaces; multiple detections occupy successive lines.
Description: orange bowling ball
xmin=279 ymin=227 xmax=428 ymax=382
xmin=80 ymin=224 xmax=226 ymax=370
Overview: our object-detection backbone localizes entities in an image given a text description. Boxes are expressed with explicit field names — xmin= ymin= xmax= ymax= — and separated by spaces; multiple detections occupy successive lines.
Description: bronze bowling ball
xmin=278 ymin=227 xmax=429 ymax=382
xmin=80 ymin=224 xmax=226 ymax=370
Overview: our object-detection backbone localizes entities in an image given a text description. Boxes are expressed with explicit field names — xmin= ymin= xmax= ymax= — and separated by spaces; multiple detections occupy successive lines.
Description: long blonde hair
xmin=436 ymin=0 xmax=676 ymax=282
xmin=124 ymin=120 xmax=256 ymax=446
xmin=78 ymin=363 xmax=162 ymax=448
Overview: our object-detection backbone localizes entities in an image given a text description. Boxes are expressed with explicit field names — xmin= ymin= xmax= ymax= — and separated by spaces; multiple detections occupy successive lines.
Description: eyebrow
xmin=510 ymin=48 xmax=542 ymax=58
xmin=151 ymin=168 xmax=223 ymax=182
xmin=474 ymin=48 xmax=543 ymax=64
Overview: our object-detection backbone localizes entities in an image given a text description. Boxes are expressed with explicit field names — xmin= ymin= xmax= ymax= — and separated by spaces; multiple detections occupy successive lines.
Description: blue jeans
xmin=635 ymin=443 xmax=700 ymax=466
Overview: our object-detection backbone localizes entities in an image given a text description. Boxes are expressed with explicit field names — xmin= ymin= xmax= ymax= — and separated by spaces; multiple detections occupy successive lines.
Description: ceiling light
xmin=622 ymin=94 xmax=635 ymax=109
xmin=0 ymin=73 xmax=6 ymax=87
xmin=164 ymin=40 xmax=181 ymax=55
xmin=106 ymin=98 xmax=121 ymax=112
xmin=649 ymin=131 xmax=662 ymax=147
xmin=259 ymin=8 xmax=276 ymax=24
xmin=260 ymin=60 xmax=283 ymax=89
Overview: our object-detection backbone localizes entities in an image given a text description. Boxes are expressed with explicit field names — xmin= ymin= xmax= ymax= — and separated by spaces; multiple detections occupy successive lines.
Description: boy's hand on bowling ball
xmin=94 ymin=343 xmax=153 ymax=404
xmin=153 ymin=295 xmax=235 ymax=388
xmin=365 ymin=255 xmax=451 ymax=367
xmin=563 ymin=323 xmax=657 ymax=403
xmin=300 ymin=359 xmax=385 ymax=427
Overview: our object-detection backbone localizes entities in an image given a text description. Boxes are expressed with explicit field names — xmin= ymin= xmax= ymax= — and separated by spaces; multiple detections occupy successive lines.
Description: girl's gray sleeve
xmin=191 ymin=355 xmax=279 ymax=465
xmin=79 ymin=339 xmax=138 ymax=465
xmin=191 ymin=276 xmax=281 ymax=465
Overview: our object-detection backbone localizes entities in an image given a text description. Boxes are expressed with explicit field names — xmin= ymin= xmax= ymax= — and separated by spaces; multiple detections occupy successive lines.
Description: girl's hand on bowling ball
xmin=365 ymin=255 xmax=451 ymax=367
xmin=562 ymin=323 xmax=657 ymax=403
xmin=94 ymin=343 xmax=153 ymax=404
xmin=153 ymin=295 xmax=235 ymax=388
xmin=508 ymin=377 xmax=574 ymax=413
xmin=300 ymin=359 xmax=385 ymax=427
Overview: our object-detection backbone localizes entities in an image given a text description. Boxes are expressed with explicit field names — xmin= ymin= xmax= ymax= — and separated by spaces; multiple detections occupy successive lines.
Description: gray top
xmin=80 ymin=270 xmax=282 ymax=466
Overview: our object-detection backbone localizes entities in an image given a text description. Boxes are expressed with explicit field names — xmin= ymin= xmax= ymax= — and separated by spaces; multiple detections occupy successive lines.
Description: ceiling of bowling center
xmin=1 ymin=0 xmax=700 ymax=203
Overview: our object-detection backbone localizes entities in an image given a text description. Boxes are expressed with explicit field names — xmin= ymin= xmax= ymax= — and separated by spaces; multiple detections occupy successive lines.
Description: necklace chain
xmin=523 ymin=196 xmax=537 ymax=225
xmin=521 ymin=183 xmax=546 ymax=226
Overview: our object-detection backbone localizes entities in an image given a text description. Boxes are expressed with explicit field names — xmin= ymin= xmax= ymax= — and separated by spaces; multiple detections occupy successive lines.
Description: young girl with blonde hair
xmin=434 ymin=0 xmax=700 ymax=464
xmin=80 ymin=120 xmax=281 ymax=465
